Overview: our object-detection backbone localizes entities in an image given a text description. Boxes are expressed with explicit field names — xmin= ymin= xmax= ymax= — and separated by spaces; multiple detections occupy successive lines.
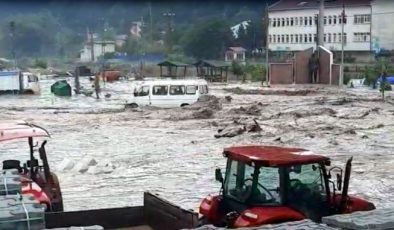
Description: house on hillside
xmin=115 ymin=34 xmax=128 ymax=48
xmin=130 ymin=21 xmax=143 ymax=39
xmin=225 ymin=47 xmax=247 ymax=64
xmin=79 ymin=40 xmax=116 ymax=62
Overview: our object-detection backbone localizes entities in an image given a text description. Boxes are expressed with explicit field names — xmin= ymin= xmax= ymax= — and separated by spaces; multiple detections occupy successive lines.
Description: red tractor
xmin=199 ymin=146 xmax=375 ymax=228
xmin=0 ymin=121 xmax=63 ymax=212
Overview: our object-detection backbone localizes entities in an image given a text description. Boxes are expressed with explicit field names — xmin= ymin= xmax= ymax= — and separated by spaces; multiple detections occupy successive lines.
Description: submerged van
xmin=127 ymin=79 xmax=208 ymax=108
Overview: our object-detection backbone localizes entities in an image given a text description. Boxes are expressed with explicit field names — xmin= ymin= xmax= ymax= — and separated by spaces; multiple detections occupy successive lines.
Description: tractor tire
xmin=50 ymin=173 xmax=64 ymax=212
xmin=198 ymin=216 xmax=209 ymax=227
xmin=126 ymin=103 xmax=138 ymax=109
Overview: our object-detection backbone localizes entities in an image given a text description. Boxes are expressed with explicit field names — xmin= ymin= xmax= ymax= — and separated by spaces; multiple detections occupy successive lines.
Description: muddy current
xmin=0 ymin=78 xmax=393 ymax=211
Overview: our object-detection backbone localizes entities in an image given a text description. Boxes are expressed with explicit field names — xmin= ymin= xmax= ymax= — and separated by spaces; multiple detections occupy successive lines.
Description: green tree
xmin=0 ymin=11 xmax=60 ymax=57
xmin=180 ymin=19 xmax=232 ymax=59
xmin=232 ymin=61 xmax=245 ymax=81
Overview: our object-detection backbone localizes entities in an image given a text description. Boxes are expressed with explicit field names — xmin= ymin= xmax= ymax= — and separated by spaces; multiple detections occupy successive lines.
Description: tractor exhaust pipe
xmin=339 ymin=157 xmax=353 ymax=212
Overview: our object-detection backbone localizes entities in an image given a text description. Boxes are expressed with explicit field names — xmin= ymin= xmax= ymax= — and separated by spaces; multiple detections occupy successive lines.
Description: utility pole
xmin=9 ymin=21 xmax=16 ymax=69
xmin=265 ymin=3 xmax=269 ymax=86
xmin=318 ymin=0 xmax=325 ymax=47
xmin=149 ymin=2 xmax=153 ymax=43
xmin=89 ymin=28 xmax=95 ymax=62
xmin=163 ymin=12 xmax=175 ymax=53
xmin=340 ymin=4 xmax=345 ymax=86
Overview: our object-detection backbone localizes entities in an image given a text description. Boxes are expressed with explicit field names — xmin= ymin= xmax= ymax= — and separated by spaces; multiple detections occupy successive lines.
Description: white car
xmin=127 ymin=79 xmax=209 ymax=108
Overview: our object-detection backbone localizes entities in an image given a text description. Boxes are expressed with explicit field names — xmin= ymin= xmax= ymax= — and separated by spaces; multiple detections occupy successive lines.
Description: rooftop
xmin=269 ymin=0 xmax=372 ymax=11
xmin=223 ymin=145 xmax=329 ymax=167
xmin=228 ymin=47 xmax=247 ymax=53
xmin=194 ymin=60 xmax=231 ymax=68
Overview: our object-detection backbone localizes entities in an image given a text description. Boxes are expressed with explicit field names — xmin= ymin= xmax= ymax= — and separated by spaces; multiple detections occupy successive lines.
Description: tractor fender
xmin=199 ymin=195 xmax=224 ymax=224
xmin=342 ymin=195 xmax=376 ymax=213
xmin=233 ymin=206 xmax=306 ymax=228
xmin=21 ymin=177 xmax=51 ymax=209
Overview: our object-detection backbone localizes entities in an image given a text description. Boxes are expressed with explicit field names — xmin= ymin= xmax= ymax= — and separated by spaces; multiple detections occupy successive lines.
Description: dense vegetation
xmin=0 ymin=1 xmax=272 ymax=60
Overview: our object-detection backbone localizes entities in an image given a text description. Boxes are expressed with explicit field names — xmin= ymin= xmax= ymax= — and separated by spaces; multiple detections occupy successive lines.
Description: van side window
xmin=135 ymin=86 xmax=149 ymax=97
xmin=170 ymin=85 xmax=185 ymax=95
xmin=153 ymin=85 xmax=168 ymax=95
xmin=186 ymin=85 xmax=197 ymax=95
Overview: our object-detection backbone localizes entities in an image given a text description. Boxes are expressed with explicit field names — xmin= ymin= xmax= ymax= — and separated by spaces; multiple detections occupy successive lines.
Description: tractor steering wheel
xmin=243 ymin=178 xmax=275 ymax=201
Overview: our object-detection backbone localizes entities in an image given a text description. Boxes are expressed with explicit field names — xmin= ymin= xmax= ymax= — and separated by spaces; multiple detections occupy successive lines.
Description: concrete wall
xmin=270 ymin=63 xmax=294 ymax=84
xmin=295 ymin=48 xmax=314 ymax=84
xmin=319 ymin=46 xmax=333 ymax=84
xmin=331 ymin=64 xmax=341 ymax=85
xmin=372 ymin=0 xmax=394 ymax=51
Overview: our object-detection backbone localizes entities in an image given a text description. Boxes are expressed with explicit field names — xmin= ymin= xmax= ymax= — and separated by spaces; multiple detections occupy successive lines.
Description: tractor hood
xmin=233 ymin=206 xmax=305 ymax=228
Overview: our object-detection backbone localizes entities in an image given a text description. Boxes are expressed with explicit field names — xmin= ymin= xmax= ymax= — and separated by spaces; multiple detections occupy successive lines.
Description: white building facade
xmin=268 ymin=0 xmax=372 ymax=53
xmin=80 ymin=41 xmax=116 ymax=62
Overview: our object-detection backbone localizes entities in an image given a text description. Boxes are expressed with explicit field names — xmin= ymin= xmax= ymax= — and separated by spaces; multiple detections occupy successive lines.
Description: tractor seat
xmin=27 ymin=159 xmax=39 ymax=168
xmin=3 ymin=160 xmax=22 ymax=173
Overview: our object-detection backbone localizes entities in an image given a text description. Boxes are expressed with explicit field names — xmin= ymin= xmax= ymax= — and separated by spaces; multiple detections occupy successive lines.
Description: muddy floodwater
xmin=0 ymin=78 xmax=393 ymax=211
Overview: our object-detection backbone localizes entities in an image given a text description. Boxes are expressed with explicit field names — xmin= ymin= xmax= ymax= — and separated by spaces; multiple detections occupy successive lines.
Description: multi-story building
xmin=268 ymin=0 xmax=372 ymax=61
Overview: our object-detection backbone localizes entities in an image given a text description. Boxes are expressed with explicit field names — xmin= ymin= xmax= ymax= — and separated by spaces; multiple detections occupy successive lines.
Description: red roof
xmin=223 ymin=146 xmax=329 ymax=167
xmin=269 ymin=0 xmax=371 ymax=11
xmin=0 ymin=121 xmax=50 ymax=142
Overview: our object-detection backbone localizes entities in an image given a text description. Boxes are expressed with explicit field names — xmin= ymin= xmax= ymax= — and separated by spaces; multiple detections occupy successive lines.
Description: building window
xmin=290 ymin=34 xmax=294 ymax=43
xmin=314 ymin=34 xmax=317 ymax=42
xmin=354 ymin=32 xmax=371 ymax=42
xmin=328 ymin=33 xmax=332 ymax=43
xmin=290 ymin=17 xmax=294 ymax=26
xmin=333 ymin=33 xmax=337 ymax=43
xmin=282 ymin=35 xmax=285 ymax=43
xmin=295 ymin=34 xmax=299 ymax=43
xmin=285 ymin=34 xmax=289 ymax=43
xmin=304 ymin=17 xmax=308 ymax=26
xmin=295 ymin=17 xmax=298 ymax=26
xmin=338 ymin=33 xmax=342 ymax=42
xmin=354 ymin=14 xmax=371 ymax=24
xmin=309 ymin=34 xmax=312 ymax=43
xmin=286 ymin=18 xmax=289 ymax=26
xmin=333 ymin=16 xmax=337 ymax=24
xmin=282 ymin=18 xmax=285 ymax=27
xmin=300 ymin=17 xmax=303 ymax=26
xmin=339 ymin=15 xmax=342 ymax=24
xmin=324 ymin=34 xmax=327 ymax=43
xmin=299 ymin=34 xmax=303 ymax=43
xmin=269 ymin=35 xmax=272 ymax=43
xmin=309 ymin=16 xmax=312 ymax=26
xmin=344 ymin=33 xmax=347 ymax=43
xmin=304 ymin=34 xmax=308 ymax=43
xmin=365 ymin=15 xmax=371 ymax=23
xmin=324 ymin=16 xmax=327 ymax=25
xmin=272 ymin=18 xmax=275 ymax=27
xmin=328 ymin=16 xmax=332 ymax=25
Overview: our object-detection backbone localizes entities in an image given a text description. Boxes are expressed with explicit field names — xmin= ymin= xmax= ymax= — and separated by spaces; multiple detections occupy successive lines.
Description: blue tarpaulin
xmin=377 ymin=75 xmax=394 ymax=84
